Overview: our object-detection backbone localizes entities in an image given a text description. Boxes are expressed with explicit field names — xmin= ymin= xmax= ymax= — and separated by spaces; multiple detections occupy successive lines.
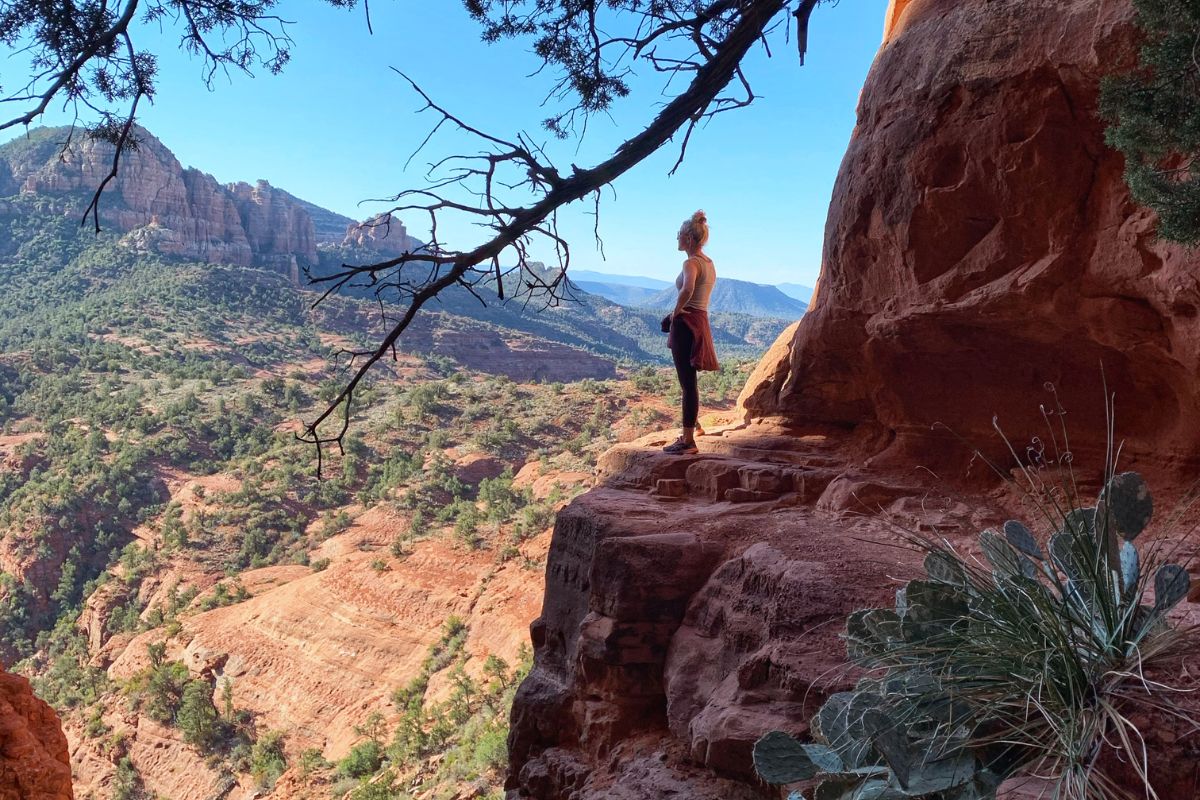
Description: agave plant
xmin=754 ymin=471 xmax=1197 ymax=800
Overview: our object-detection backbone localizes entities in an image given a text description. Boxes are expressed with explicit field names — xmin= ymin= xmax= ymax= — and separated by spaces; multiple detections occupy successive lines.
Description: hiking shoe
xmin=662 ymin=438 xmax=698 ymax=455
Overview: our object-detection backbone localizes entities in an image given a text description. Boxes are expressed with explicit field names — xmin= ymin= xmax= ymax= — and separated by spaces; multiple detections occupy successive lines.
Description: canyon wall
xmin=509 ymin=0 xmax=1200 ymax=798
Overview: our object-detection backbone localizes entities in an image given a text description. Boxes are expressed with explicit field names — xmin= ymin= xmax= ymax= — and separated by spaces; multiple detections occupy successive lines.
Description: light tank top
xmin=676 ymin=254 xmax=715 ymax=311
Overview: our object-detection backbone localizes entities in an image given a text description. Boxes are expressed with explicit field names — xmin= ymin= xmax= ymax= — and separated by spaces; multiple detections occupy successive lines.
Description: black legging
xmin=670 ymin=316 xmax=699 ymax=428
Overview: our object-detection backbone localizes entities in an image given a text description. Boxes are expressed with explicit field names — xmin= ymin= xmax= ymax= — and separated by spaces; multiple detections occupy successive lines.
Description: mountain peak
xmin=0 ymin=126 xmax=412 ymax=276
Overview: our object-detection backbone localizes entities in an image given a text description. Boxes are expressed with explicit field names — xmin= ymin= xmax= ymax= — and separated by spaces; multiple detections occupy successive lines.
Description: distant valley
xmin=0 ymin=127 xmax=795 ymax=370
xmin=0 ymin=127 xmax=766 ymax=800
xmin=569 ymin=269 xmax=811 ymax=319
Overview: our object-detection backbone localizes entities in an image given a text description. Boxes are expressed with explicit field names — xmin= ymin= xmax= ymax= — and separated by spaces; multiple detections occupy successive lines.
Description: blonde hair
xmin=678 ymin=209 xmax=709 ymax=249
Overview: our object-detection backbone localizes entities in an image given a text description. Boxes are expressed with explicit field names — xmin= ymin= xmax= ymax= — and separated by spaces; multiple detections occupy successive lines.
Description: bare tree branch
xmin=298 ymin=0 xmax=796 ymax=472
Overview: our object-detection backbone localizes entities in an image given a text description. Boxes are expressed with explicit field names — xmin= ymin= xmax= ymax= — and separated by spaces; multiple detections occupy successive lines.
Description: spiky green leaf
xmin=980 ymin=530 xmax=1036 ymax=579
xmin=863 ymin=710 xmax=911 ymax=788
xmin=925 ymin=550 xmax=967 ymax=585
xmin=814 ymin=776 xmax=903 ymax=800
xmin=754 ymin=730 xmax=820 ymax=784
xmin=1119 ymin=539 xmax=1140 ymax=594
xmin=900 ymin=751 xmax=978 ymax=795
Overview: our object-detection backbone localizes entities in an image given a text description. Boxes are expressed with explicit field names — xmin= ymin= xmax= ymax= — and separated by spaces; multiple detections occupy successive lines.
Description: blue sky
xmin=3 ymin=2 xmax=888 ymax=287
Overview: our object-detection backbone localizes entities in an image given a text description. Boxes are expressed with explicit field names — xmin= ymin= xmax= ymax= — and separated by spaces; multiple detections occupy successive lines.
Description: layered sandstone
xmin=0 ymin=127 xmax=393 ymax=276
xmin=509 ymin=0 xmax=1200 ymax=797
xmin=507 ymin=424 xmax=1000 ymax=799
xmin=339 ymin=213 xmax=421 ymax=257
xmin=0 ymin=670 xmax=73 ymax=800
xmin=69 ymin=506 xmax=550 ymax=800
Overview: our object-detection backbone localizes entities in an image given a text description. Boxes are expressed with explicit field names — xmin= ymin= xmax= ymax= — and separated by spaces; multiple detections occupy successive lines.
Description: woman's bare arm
xmin=672 ymin=257 xmax=700 ymax=316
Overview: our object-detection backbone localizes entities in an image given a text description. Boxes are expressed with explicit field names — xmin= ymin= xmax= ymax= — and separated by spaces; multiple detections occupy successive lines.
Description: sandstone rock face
xmin=69 ymin=506 xmax=551 ymax=800
xmin=740 ymin=0 xmax=1200 ymax=482
xmin=508 ymin=426 xmax=998 ymax=798
xmin=2 ymin=128 xmax=324 ymax=275
xmin=340 ymin=213 xmax=421 ymax=257
xmin=0 ymin=670 xmax=72 ymax=800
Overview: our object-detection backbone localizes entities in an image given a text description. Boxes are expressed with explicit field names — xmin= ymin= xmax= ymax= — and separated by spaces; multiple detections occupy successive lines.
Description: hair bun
xmin=692 ymin=210 xmax=707 ymax=224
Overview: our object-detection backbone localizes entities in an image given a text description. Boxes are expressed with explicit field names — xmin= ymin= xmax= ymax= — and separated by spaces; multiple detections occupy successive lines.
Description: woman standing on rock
xmin=663 ymin=210 xmax=720 ymax=455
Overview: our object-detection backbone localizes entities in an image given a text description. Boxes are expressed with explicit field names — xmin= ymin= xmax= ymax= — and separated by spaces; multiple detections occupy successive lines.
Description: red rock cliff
xmin=741 ymin=0 xmax=1200 ymax=479
xmin=0 ymin=669 xmax=72 ymax=800
xmin=508 ymin=0 xmax=1200 ymax=798
xmin=1 ymin=128 xmax=320 ymax=273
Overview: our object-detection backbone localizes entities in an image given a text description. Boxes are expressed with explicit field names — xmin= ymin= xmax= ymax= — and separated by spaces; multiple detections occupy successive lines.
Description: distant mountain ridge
xmin=569 ymin=270 xmax=812 ymax=318
xmin=569 ymin=269 xmax=672 ymax=289
xmin=571 ymin=280 xmax=661 ymax=307
xmin=0 ymin=126 xmax=420 ymax=279
xmin=775 ymin=282 xmax=815 ymax=302
xmin=646 ymin=278 xmax=807 ymax=318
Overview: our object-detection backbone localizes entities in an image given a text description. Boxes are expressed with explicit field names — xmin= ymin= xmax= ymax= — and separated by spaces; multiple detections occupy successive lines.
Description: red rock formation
xmin=340 ymin=213 xmax=420 ymax=257
xmin=509 ymin=0 xmax=1200 ymax=797
xmin=507 ymin=426 xmax=969 ymax=798
xmin=0 ymin=670 xmax=72 ymax=800
xmin=740 ymin=0 xmax=1200 ymax=482
xmin=1 ymin=128 xmax=319 ymax=275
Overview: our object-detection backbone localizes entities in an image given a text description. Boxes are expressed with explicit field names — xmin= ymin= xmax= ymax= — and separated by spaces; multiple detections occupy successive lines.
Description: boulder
xmin=0 ymin=671 xmax=72 ymax=800
xmin=740 ymin=0 xmax=1200 ymax=484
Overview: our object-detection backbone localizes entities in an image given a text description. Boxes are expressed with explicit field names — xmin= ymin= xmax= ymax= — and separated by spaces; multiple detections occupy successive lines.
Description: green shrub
xmin=754 ymin=470 xmax=1197 ymax=800
xmin=1100 ymin=0 xmax=1200 ymax=244
xmin=337 ymin=739 xmax=383 ymax=779
xmin=250 ymin=730 xmax=288 ymax=788
xmin=176 ymin=680 xmax=220 ymax=751
xmin=111 ymin=756 xmax=148 ymax=800
xmin=298 ymin=746 xmax=330 ymax=777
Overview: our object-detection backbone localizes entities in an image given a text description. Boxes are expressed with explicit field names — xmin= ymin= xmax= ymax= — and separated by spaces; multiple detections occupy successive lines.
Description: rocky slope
xmin=68 ymin=510 xmax=549 ymax=800
xmin=0 ymin=670 xmax=72 ymax=800
xmin=507 ymin=0 xmax=1200 ymax=798
xmin=0 ymin=127 xmax=313 ymax=274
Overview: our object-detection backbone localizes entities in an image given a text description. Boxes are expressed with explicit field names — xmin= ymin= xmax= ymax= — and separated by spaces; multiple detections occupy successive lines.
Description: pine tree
xmin=1101 ymin=0 xmax=1200 ymax=244
xmin=177 ymin=680 xmax=220 ymax=751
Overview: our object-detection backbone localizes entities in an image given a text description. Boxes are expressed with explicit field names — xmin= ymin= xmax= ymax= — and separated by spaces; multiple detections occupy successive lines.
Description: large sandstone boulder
xmin=741 ymin=0 xmax=1200 ymax=482
xmin=0 ymin=670 xmax=72 ymax=800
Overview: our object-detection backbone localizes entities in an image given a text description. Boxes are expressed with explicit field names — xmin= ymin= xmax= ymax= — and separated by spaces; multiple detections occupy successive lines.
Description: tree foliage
xmin=1101 ymin=0 xmax=1200 ymax=244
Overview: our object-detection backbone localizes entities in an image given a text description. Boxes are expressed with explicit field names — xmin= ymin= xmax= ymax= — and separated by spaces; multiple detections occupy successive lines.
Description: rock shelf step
xmin=603 ymin=430 xmax=842 ymax=506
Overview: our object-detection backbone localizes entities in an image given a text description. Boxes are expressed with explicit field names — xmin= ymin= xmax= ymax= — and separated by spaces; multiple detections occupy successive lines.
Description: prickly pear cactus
xmin=753 ymin=470 xmax=1193 ymax=800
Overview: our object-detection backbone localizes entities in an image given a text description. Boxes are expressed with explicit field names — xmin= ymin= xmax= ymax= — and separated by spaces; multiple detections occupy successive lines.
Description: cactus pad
xmin=1101 ymin=472 xmax=1153 ymax=540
